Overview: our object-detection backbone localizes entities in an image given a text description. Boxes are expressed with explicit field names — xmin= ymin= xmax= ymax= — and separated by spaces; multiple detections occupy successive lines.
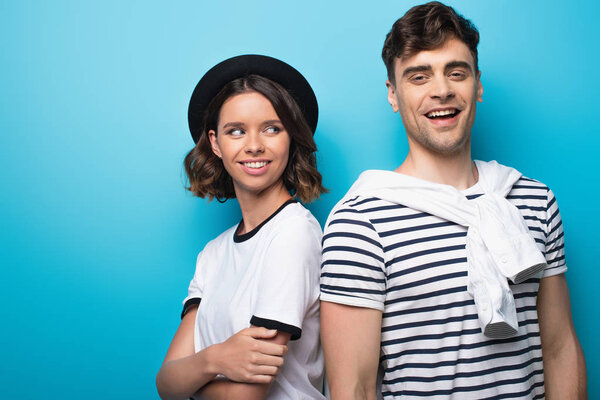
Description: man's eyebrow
xmin=402 ymin=65 xmax=432 ymax=78
xmin=445 ymin=61 xmax=474 ymax=73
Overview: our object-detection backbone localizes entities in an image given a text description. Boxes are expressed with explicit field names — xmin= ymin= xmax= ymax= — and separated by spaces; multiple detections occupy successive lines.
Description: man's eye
xmin=410 ymin=75 xmax=427 ymax=84
xmin=449 ymin=71 xmax=466 ymax=80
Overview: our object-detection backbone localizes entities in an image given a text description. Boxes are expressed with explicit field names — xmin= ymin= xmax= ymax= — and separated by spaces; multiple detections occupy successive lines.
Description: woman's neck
xmin=235 ymin=183 xmax=292 ymax=234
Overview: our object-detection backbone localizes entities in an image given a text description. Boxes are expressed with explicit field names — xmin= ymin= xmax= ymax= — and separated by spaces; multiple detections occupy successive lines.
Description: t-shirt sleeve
xmin=250 ymin=216 xmax=321 ymax=341
xmin=320 ymin=203 xmax=387 ymax=311
xmin=542 ymin=188 xmax=568 ymax=277
xmin=181 ymin=250 xmax=206 ymax=319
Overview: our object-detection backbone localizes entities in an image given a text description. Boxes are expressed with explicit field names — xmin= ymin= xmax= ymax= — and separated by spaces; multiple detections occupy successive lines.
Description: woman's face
xmin=209 ymin=91 xmax=291 ymax=200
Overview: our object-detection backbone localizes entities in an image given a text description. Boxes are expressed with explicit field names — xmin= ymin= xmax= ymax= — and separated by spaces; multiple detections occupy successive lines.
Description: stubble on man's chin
xmin=415 ymin=129 xmax=471 ymax=157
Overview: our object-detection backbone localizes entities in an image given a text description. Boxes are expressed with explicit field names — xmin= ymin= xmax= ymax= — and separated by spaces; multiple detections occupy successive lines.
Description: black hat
xmin=188 ymin=54 xmax=319 ymax=143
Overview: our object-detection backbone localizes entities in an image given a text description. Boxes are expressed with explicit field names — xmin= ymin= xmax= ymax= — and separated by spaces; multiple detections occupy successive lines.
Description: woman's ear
xmin=208 ymin=130 xmax=222 ymax=158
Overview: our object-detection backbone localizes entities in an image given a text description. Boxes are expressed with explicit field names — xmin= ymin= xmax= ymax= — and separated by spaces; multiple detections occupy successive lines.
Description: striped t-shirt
xmin=320 ymin=175 xmax=566 ymax=399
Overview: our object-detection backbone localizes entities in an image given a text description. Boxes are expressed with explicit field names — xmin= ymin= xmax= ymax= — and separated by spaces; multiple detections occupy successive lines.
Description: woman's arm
xmin=193 ymin=330 xmax=291 ymax=400
xmin=156 ymin=306 xmax=217 ymax=400
xmin=156 ymin=306 xmax=288 ymax=400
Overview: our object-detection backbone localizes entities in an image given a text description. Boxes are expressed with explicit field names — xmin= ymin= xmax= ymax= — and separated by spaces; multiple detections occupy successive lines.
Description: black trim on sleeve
xmin=234 ymin=199 xmax=298 ymax=243
xmin=181 ymin=298 xmax=201 ymax=319
xmin=250 ymin=315 xmax=302 ymax=340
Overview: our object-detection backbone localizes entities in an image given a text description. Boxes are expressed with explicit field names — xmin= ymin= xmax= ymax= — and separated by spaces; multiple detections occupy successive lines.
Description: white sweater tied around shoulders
xmin=342 ymin=160 xmax=547 ymax=339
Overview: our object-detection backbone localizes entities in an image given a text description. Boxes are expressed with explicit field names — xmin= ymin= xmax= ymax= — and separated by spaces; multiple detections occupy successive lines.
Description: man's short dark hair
xmin=382 ymin=1 xmax=479 ymax=85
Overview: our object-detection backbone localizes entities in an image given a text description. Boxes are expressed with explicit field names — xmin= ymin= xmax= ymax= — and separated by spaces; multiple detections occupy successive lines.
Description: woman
xmin=156 ymin=55 xmax=327 ymax=400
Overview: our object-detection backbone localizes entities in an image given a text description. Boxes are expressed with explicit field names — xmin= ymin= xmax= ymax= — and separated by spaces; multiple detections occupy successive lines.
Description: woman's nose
xmin=244 ymin=132 xmax=265 ymax=154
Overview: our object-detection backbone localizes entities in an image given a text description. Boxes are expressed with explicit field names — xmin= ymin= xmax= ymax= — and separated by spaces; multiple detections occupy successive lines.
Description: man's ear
xmin=476 ymin=71 xmax=483 ymax=103
xmin=208 ymin=130 xmax=222 ymax=158
xmin=386 ymin=80 xmax=399 ymax=113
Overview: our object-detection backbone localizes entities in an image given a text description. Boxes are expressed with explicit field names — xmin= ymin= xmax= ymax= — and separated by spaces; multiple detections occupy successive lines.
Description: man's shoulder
xmin=328 ymin=192 xmax=406 ymax=220
xmin=512 ymin=175 xmax=550 ymax=191
xmin=509 ymin=175 xmax=553 ymax=205
xmin=324 ymin=191 xmax=428 ymax=241
xmin=338 ymin=193 xmax=391 ymax=210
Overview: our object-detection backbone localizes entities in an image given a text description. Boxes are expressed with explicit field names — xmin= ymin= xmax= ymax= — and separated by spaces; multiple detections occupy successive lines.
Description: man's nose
xmin=429 ymin=76 xmax=455 ymax=101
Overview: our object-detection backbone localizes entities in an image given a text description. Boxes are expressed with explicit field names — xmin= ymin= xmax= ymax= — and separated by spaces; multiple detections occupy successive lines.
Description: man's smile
xmin=425 ymin=107 xmax=461 ymax=120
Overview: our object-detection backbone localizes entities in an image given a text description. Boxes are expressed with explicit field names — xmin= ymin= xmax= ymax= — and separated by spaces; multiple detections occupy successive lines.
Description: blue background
xmin=1 ymin=0 xmax=597 ymax=398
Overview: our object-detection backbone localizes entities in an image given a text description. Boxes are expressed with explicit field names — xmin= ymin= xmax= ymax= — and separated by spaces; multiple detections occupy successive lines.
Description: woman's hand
xmin=157 ymin=307 xmax=290 ymax=400
xmin=211 ymin=327 xmax=288 ymax=383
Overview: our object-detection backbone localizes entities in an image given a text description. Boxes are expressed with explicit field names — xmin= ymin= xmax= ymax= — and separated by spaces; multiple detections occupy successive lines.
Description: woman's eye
xmin=264 ymin=126 xmax=281 ymax=134
xmin=228 ymin=129 xmax=244 ymax=136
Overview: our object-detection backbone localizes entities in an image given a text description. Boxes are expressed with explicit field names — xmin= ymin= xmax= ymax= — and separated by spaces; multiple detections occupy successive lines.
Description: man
xmin=320 ymin=2 xmax=587 ymax=399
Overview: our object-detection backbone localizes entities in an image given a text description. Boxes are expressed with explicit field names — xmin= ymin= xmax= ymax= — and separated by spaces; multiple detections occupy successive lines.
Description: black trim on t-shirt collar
xmin=250 ymin=315 xmax=302 ymax=340
xmin=233 ymin=199 xmax=298 ymax=243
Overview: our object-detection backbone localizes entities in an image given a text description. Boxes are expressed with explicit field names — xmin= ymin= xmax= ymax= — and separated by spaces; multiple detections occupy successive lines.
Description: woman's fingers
xmin=235 ymin=363 xmax=280 ymax=383
xmin=255 ymin=340 xmax=288 ymax=356
xmin=242 ymin=327 xmax=288 ymax=356
xmin=243 ymin=326 xmax=278 ymax=339
xmin=230 ymin=363 xmax=280 ymax=383
xmin=216 ymin=327 xmax=288 ymax=382
xmin=254 ymin=353 xmax=284 ymax=368
xmin=255 ymin=364 xmax=280 ymax=376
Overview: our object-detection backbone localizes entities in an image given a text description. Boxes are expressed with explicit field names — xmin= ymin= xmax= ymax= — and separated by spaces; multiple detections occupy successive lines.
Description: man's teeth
xmin=243 ymin=161 xmax=269 ymax=169
xmin=427 ymin=109 xmax=457 ymax=118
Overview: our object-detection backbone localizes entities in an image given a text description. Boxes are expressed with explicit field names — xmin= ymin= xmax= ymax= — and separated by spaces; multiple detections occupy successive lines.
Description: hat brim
xmin=188 ymin=54 xmax=318 ymax=143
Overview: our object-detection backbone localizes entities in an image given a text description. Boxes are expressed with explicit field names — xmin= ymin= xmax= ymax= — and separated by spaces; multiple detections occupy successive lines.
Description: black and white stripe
xmin=321 ymin=177 xmax=566 ymax=399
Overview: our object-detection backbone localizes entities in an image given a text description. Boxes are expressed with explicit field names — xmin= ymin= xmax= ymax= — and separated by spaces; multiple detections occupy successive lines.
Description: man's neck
xmin=395 ymin=149 xmax=478 ymax=190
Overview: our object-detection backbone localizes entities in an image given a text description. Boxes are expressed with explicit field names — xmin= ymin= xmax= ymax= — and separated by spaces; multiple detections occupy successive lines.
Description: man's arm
xmin=321 ymin=301 xmax=382 ymax=400
xmin=537 ymin=274 xmax=587 ymax=399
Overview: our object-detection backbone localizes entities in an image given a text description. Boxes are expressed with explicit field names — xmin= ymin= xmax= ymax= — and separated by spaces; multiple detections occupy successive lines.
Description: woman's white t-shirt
xmin=182 ymin=200 xmax=325 ymax=399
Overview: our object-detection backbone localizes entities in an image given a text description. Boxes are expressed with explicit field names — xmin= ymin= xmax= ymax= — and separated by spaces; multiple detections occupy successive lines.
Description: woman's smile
xmin=239 ymin=159 xmax=272 ymax=175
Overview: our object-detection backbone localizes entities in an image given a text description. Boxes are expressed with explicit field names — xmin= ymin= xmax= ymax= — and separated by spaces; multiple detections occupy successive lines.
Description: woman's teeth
xmin=243 ymin=161 xmax=269 ymax=169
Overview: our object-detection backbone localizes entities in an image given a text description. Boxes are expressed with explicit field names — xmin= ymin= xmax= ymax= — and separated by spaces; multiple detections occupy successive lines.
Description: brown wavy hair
xmin=382 ymin=1 xmax=479 ymax=85
xmin=184 ymin=74 xmax=326 ymax=203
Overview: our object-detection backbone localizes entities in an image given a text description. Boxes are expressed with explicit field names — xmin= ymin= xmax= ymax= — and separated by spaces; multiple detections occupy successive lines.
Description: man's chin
xmin=420 ymin=134 xmax=471 ymax=156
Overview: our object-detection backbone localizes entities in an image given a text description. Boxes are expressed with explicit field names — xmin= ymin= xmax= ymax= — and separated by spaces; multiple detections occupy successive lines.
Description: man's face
xmin=386 ymin=37 xmax=483 ymax=156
